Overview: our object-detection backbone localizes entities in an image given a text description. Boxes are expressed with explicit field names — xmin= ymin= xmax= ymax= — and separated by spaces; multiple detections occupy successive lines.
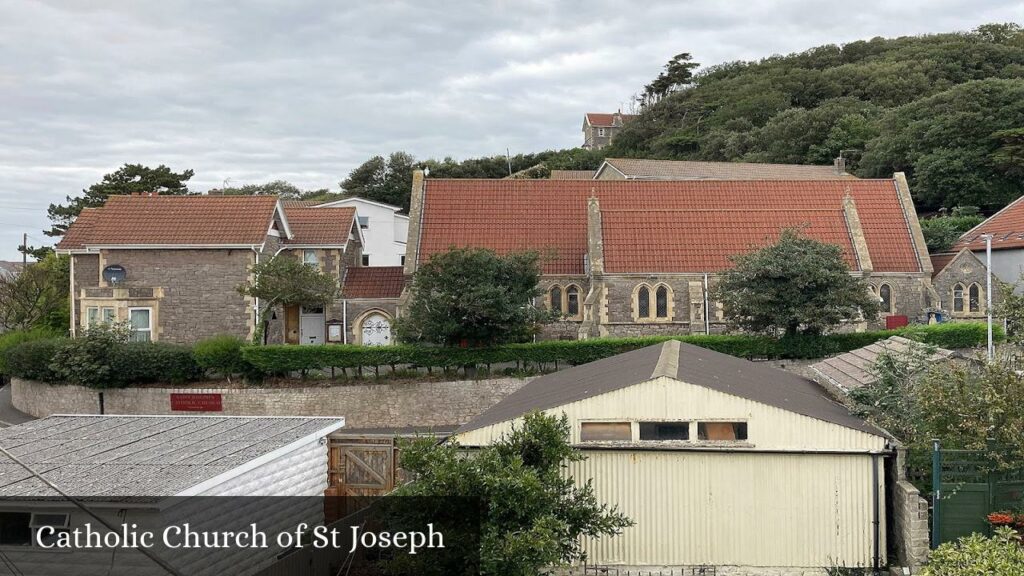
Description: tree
xmin=714 ymin=229 xmax=879 ymax=336
xmin=396 ymin=248 xmax=554 ymax=346
xmin=340 ymin=152 xmax=416 ymax=210
xmin=394 ymin=412 xmax=633 ymax=575
xmin=46 ymin=164 xmax=194 ymax=237
xmin=639 ymin=53 xmax=700 ymax=107
xmin=919 ymin=209 xmax=985 ymax=252
xmin=208 ymin=180 xmax=336 ymax=201
xmin=237 ymin=255 xmax=339 ymax=344
xmin=0 ymin=254 xmax=69 ymax=332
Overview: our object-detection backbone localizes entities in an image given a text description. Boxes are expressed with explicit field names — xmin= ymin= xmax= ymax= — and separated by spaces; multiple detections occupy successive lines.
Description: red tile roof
xmin=342 ymin=266 xmax=405 ymax=299
xmin=585 ymin=112 xmax=637 ymax=126
xmin=929 ymin=252 xmax=958 ymax=278
xmin=417 ymin=179 xmax=922 ymax=275
xmin=55 ymin=207 xmax=100 ymax=250
xmin=549 ymin=170 xmax=596 ymax=180
xmin=284 ymin=206 xmax=355 ymax=246
xmin=953 ymin=195 xmax=1024 ymax=252
xmin=56 ymin=195 xmax=280 ymax=248
xmin=601 ymin=209 xmax=857 ymax=272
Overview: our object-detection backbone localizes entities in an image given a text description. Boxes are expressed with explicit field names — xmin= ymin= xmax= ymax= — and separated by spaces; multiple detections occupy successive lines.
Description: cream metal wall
xmin=455 ymin=376 xmax=887 ymax=453
xmin=569 ymin=450 xmax=885 ymax=567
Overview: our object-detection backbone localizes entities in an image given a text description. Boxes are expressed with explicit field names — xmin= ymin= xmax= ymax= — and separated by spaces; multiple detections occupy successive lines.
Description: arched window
xmin=952 ymin=283 xmax=965 ymax=313
xmin=566 ymin=285 xmax=580 ymax=317
xmin=637 ymin=286 xmax=650 ymax=318
xmin=969 ymin=283 xmax=981 ymax=313
xmin=549 ymin=285 xmax=563 ymax=314
xmin=878 ymin=284 xmax=893 ymax=313
xmin=655 ymin=286 xmax=669 ymax=318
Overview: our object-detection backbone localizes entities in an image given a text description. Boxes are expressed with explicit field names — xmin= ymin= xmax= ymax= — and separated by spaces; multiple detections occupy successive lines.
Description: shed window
xmin=953 ymin=283 xmax=965 ymax=313
xmin=655 ymin=286 xmax=669 ymax=318
xmin=639 ymin=422 xmax=689 ymax=441
xmin=549 ymin=286 xmax=563 ymax=314
xmin=878 ymin=284 xmax=892 ymax=313
xmin=637 ymin=286 xmax=650 ymax=318
xmin=969 ymin=283 xmax=981 ymax=313
xmin=697 ymin=422 xmax=748 ymax=441
xmin=580 ymin=422 xmax=631 ymax=442
xmin=566 ymin=285 xmax=580 ymax=317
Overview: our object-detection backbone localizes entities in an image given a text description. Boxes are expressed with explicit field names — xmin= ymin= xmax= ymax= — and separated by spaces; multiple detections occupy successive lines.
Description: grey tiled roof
xmin=601 ymin=158 xmax=857 ymax=180
xmin=0 ymin=415 xmax=343 ymax=498
xmin=809 ymin=336 xmax=955 ymax=394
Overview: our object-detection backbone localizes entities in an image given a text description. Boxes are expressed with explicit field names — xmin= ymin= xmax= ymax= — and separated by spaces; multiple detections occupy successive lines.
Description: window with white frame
xmin=128 ymin=308 xmax=152 ymax=342
xmin=303 ymin=249 xmax=319 ymax=266
xmin=953 ymin=283 xmax=965 ymax=313
xmin=85 ymin=306 xmax=116 ymax=327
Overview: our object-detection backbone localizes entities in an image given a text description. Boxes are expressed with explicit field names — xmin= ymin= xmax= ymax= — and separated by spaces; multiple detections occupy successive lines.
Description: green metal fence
xmin=930 ymin=440 xmax=1024 ymax=547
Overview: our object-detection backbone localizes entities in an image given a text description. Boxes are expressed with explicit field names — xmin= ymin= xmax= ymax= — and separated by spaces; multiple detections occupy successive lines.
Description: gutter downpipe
xmin=703 ymin=273 xmax=710 ymax=335
xmin=985 ymin=234 xmax=994 ymax=361
xmin=343 ymin=300 xmax=348 ymax=344
xmin=872 ymin=453 xmax=881 ymax=572
xmin=251 ymin=246 xmax=261 ymax=340
xmin=69 ymin=254 xmax=76 ymax=338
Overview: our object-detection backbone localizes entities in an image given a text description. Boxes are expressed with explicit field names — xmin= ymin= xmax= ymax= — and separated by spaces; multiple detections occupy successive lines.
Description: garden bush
xmin=3 ymin=338 xmax=64 ymax=382
xmin=193 ymin=335 xmax=249 ymax=380
xmin=923 ymin=527 xmax=1024 ymax=576
xmin=0 ymin=327 xmax=62 ymax=377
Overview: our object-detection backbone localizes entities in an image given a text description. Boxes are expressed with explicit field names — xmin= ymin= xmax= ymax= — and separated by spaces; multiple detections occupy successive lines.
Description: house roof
xmin=457 ymin=341 xmax=888 ymax=439
xmin=0 ymin=261 xmax=23 ymax=278
xmin=585 ymin=113 xmax=637 ymax=127
xmin=416 ymin=179 xmax=922 ymax=275
xmin=284 ymin=206 xmax=356 ymax=246
xmin=55 ymin=195 xmax=282 ymax=249
xmin=809 ymin=336 xmax=955 ymax=395
xmin=549 ymin=170 xmax=596 ymax=180
xmin=930 ymin=252 xmax=958 ymax=278
xmin=598 ymin=158 xmax=856 ymax=181
xmin=314 ymin=196 xmax=404 ymax=213
xmin=953 ymin=195 xmax=1024 ymax=252
xmin=342 ymin=266 xmax=405 ymax=299
xmin=0 ymin=415 xmax=344 ymax=498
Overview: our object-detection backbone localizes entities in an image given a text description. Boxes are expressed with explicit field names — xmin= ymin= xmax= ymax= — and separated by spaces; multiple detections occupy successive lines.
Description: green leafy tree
xmin=0 ymin=254 xmax=69 ymax=332
xmin=714 ymin=229 xmax=879 ymax=336
xmin=237 ymin=255 xmax=339 ymax=344
xmin=396 ymin=248 xmax=554 ymax=346
xmin=394 ymin=412 xmax=633 ymax=575
xmin=639 ymin=53 xmax=700 ymax=107
xmin=919 ymin=210 xmax=985 ymax=252
xmin=208 ymin=180 xmax=337 ymax=201
xmin=46 ymin=164 xmax=194 ymax=237
xmin=340 ymin=151 xmax=416 ymax=210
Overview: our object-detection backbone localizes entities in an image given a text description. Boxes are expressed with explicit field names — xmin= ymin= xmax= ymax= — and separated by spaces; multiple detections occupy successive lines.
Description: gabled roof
xmin=314 ymin=196 xmax=404 ymax=213
xmin=416 ymin=179 xmax=922 ymax=275
xmin=284 ymin=206 xmax=356 ymax=246
xmin=953 ymin=195 xmax=1024 ymax=252
xmin=0 ymin=415 xmax=344 ymax=498
xmin=342 ymin=266 xmax=405 ymax=299
xmin=55 ymin=195 xmax=284 ymax=249
xmin=597 ymin=158 xmax=856 ymax=181
xmin=549 ymin=170 xmax=596 ymax=180
xmin=585 ymin=112 xmax=637 ymax=127
xmin=457 ymin=341 xmax=887 ymax=438
xmin=809 ymin=336 xmax=955 ymax=395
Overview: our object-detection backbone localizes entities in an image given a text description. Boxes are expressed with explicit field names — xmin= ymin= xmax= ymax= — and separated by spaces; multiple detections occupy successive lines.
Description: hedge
xmin=4 ymin=322 xmax=1002 ymax=386
xmin=240 ymin=322 xmax=1004 ymax=376
xmin=0 ymin=327 xmax=63 ymax=377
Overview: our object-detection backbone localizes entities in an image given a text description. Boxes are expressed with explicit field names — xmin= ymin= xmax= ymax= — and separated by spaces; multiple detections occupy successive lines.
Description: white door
xmin=361 ymin=313 xmax=392 ymax=346
xmin=299 ymin=306 xmax=325 ymax=345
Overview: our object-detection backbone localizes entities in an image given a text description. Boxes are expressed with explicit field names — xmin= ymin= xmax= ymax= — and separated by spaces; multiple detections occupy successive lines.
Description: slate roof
xmin=953 ymin=195 xmax=1024 ymax=252
xmin=549 ymin=170 xmax=596 ymax=180
xmin=55 ymin=195 xmax=281 ymax=248
xmin=0 ymin=415 xmax=344 ymax=498
xmin=285 ymin=206 xmax=356 ymax=245
xmin=457 ymin=341 xmax=888 ymax=438
xmin=585 ymin=113 xmax=637 ymax=127
xmin=416 ymin=179 xmax=922 ymax=275
xmin=342 ymin=266 xmax=405 ymax=299
xmin=809 ymin=336 xmax=955 ymax=394
xmin=599 ymin=158 xmax=856 ymax=180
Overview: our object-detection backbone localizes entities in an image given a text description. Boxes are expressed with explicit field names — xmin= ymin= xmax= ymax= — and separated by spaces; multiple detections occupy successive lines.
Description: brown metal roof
xmin=457 ymin=341 xmax=888 ymax=439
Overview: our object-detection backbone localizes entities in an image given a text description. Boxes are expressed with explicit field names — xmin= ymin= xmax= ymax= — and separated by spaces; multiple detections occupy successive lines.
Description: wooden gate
xmin=328 ymin=435 xmax=401 ymax=496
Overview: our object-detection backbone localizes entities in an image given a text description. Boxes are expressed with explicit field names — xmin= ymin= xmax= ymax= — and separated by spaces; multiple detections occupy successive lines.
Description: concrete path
xmin=0 ymin=384 xmax=34 ymax=426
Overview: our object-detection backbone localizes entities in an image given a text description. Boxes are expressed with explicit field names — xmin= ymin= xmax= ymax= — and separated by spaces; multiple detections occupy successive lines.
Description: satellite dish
xmin=103 ymin=265 xmax=126 ymax=284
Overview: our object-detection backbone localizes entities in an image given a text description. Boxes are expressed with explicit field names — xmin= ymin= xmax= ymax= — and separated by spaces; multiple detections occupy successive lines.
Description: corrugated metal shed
xmin=0 ymin=415 xmax=344 ymax=498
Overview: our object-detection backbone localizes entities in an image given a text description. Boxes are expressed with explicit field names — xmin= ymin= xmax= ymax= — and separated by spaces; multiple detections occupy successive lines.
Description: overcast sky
xmin=1 ymin=0 xmax=1022 ymax=260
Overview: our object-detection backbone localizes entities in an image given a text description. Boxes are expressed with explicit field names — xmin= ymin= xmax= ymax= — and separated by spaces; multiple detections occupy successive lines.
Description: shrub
xmin=923 ymin=527 xmax=1024 ymax=576
xmin=47 ymin=323 xmax=131 ymax=388
xmin=3 ymin=338 xmax=64 ymax=382
xmin=193 ymin=335 xmax=248 ymax=380
xmin=112 ymin=342 xmax=203 ymax=386
xmin=902 ymin=321 xmax=1005 ymax=350
xmin=0 ymin=327 xmax=62 ymax=377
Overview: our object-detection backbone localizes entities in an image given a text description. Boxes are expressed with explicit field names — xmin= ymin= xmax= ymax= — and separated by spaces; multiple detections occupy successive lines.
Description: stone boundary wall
xmin=889 ymin=448 xmax=930 ymax=569
xmin=11 ymin=377 xmax=531 ymax=429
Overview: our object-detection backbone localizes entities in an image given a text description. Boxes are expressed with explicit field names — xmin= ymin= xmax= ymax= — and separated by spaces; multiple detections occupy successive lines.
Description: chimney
xmin=834 ymin=155 xmax=847 ymax=175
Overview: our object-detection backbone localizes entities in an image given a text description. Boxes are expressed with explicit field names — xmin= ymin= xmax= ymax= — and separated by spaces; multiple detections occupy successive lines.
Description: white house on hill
xmin=315 ymin=197 xmax=408 ymax=266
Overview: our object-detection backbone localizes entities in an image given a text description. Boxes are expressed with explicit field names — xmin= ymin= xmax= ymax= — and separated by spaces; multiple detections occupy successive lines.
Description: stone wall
xmin=12 ymin=377 xmax=530 ymax=429
xmin=866 ymin=275 xmax=933 ymax=327
xmin=932 ymin=250 xmax=1003 ymax=321
xmin=889 ymin=448 xmax=930 ymax=569
xmin=70 ymin=253 xmax=100 ymax=335
xmin=344 ymin=298 xmax=399 ymax=345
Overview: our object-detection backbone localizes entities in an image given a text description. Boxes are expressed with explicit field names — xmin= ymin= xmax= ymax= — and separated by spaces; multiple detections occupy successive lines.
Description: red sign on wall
xmin=170 ymin=393 xmax=223 ymax=412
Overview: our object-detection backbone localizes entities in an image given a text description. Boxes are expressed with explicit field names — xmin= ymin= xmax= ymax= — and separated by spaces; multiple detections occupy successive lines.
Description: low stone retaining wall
xmin=11 ymin=377 xmax=531 ymax=429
